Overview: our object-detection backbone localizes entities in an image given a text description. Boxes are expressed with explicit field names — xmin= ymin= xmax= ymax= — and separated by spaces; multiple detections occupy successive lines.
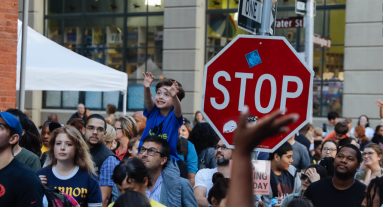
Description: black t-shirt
xmin=304 ymin=177 xmax=366 ymax=207
xmin=0 ymin=158 xmax=44 ymax=206
xmin=270 ymin=170 xmax=294 ymax=197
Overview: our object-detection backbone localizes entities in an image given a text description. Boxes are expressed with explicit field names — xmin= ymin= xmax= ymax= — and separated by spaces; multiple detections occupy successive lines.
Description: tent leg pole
xmin=123 ymin=92 xmax=127 ymax=116
xmin=18 ymin=0 xmax=29 ymax=111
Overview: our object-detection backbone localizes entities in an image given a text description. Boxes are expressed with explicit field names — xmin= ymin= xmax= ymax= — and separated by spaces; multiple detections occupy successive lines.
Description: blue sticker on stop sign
xmin=245 ymin=50 xmax=262 ymax=68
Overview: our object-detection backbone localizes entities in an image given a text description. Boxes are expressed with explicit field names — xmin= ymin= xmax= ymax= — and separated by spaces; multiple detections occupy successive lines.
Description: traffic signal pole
xmin=305 ymin=0 xmax=314 ymax=122
xmin=259 ymin=0 xmax=273 ymax=36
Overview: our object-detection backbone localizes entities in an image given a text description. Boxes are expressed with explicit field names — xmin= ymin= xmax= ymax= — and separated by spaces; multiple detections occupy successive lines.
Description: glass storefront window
xmin=63 ymin=92 xmax=80 ymax=108
xmin=64 ymin=19 xmax=82 ymax=52
xmin=148 ymin=0 xmax=164 ymax=12
xmin=64 ymin=0 xmax=82 ymax=13
xmin=85 ymin=0 xmax=125 ymax=13
xmin=206 ymin=47 xmax=224 ymax=63
xmin=148 ymin=16 xmax=164 ymax=47
xmin=326 ymin=0 xmax=346 ymax=5
xmin=85 ymin=92 xmax=102 ymax=109
xmin=126 ymin=47 xmax=146 ymax=79
xmin=46 ymin=0 xmax=63 ymax=14
xmin=46 ymin=19 xmax=63 ymax=45
xmin=127 ymin=16 xmax=147 ymax=47
xmin=208 ymin=0 xmax=228 ymax=9
xmin=328 ymin=9 xmax=345 ymax=44
xmin=128 ymin=0 xmax=147 ymax=12
xmin=44 ymin=1 xmax=164 ymax=111
xmin=106 ymin=48 xmax=123 ymax=71
xmin=45 ymin=91 xmax=61 ymax=108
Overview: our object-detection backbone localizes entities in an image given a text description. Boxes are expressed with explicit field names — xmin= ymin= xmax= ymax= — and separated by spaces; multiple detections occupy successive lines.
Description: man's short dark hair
xmin=337 ymin=144 xmax=362 ymax=164
xmin=6 ymin=108 xmax=29 ymax=130
xmin=142 ymin=136 xmax=171 ymax=158
xmin=327 ymin=112 xmax=339 ymax=121
xmin=112 ymin=158 xmax=152 ymax=188
xmin=338 ymin=138 xmax=355 ymax=148
xmin=155 ymin=78 xmax=185 ymax=101
xmin=84 ymin=114 xmax=106 ymax=130
xmin=334 ymin=122 xmax=348 ymax=135
xmin=269 ymin=142 xmax=293 ymax=160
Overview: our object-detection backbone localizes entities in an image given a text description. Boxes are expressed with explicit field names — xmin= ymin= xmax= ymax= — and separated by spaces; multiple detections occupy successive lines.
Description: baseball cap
xmin=0 ymin=112 xmax=23 ymax=138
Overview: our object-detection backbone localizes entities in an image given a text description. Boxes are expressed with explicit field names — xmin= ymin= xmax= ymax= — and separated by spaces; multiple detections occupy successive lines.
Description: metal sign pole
xmin=18 ymin=0 xmax=29 ymax=111
xmin=259 ymin=0 xmax=273 ymax=36
xmin=305 ymin=0 xmax=314 ymax=122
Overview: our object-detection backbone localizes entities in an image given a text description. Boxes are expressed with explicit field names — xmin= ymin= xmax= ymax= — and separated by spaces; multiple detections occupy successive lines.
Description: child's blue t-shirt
xmin=36 ymin=166 xmax=102 ymax=207
xmin=139 ymin=105 xmax=183 ymax=160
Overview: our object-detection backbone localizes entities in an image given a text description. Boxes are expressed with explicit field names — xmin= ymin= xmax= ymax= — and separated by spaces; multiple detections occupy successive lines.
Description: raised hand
xmin=164 ymin=81 xmax=179 ymax=98
xmin=233 ymin=106 xmax=299 ymax=154
xmin=143 ymin=72 xmax=155 ymax=88
xmin=376 ymin=100 xmax=383 ymax=108
xmin=306 ymin=168 xmax=321 ymax=183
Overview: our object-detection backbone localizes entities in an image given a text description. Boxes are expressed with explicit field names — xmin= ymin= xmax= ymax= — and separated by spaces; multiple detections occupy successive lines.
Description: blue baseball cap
xmin=0 ymin=112 xmax=23 ymax=138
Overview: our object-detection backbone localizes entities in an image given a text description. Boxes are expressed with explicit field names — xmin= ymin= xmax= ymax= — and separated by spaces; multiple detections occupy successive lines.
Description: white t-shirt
xmin=194 ymin=168 xmax=218 ymax=198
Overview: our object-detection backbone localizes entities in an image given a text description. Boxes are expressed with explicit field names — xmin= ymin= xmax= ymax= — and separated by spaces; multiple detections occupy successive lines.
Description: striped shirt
xmin=146 ymin=173 xmax=163 ymax=203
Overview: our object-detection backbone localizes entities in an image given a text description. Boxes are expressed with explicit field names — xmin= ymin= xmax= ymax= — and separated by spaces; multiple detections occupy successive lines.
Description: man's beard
xmin=87 ymin=136 xmax=100 ymax=146
xmin=334 ymin=166 xmax=355 ymax=180
xmin=217 ymin=158 xmax=230 ymax=166
xmin=216 ymin=152 xmax=230 ymax=166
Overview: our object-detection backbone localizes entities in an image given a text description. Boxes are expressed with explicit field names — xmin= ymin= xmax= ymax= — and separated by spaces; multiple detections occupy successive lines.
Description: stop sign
xmin=202 ymin=35 xmax=314 ymax=152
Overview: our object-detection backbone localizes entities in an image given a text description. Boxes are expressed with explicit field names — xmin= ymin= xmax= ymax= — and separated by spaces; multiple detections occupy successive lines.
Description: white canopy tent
xmin=16 ymin=20 xmax=128 ymax=114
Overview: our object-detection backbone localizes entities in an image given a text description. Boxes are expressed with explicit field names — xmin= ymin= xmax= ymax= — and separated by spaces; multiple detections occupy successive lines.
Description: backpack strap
xmin=199 ymin=149 xmax=208 ymax=169
xmin=181 ymin=137 xmax=188 ymax=162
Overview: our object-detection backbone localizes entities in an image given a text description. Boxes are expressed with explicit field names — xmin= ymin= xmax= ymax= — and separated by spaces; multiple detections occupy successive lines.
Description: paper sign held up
xmin=230 ymin=160 xmax=271 ymax=195
xmin=251 ymin=160 xmax=271 ymax=195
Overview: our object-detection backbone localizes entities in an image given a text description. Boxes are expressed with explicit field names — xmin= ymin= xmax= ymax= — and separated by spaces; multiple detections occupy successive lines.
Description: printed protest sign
xmin=230 ymin=160 xmax=271 ymax=195
xmin=251 ymin=160 xmax=270 ymax=195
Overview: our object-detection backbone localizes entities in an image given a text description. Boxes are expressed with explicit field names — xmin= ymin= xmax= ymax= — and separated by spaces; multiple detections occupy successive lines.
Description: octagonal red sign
xmin=202 ymin=35 xmax=314 ymax=152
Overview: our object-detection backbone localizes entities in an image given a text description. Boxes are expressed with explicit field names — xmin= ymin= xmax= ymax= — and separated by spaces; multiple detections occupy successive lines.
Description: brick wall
xmin=0 ymin=0 xmax=18 ymax=110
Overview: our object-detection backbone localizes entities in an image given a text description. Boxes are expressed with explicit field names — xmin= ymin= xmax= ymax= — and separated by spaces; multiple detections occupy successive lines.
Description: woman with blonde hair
xmin=114 ymin=116 xmax=139 ymax=160
xmin=37 ymin=126 xmax=102 ymax=207
xmin=356 ymin=143 xmax=383 ymax=187
xmin=104 ymin=124 xmax=118 ymax=151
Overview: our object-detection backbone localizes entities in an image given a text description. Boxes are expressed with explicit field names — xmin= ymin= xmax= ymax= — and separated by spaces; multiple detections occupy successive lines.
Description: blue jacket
xmin=160 ymin=158 xmax=198 ymax=207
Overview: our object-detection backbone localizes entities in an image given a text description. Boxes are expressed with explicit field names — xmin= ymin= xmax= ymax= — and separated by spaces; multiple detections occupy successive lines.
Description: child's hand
xmin=143 ymin=72 xmax=155 ymax=88
xmin=376 ymin=100 xmax=383 ymax=108
xmin=165 ymin=81 xmax=179 ymax=98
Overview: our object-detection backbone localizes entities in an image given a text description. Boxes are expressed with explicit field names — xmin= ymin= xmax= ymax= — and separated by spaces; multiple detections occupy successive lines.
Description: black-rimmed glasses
xmin=139 ymin=147 xmax=162 ymax=156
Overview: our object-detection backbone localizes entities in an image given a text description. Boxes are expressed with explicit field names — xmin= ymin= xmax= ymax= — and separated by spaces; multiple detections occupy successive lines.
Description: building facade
xmin=17 ymin=0 xmax=383 ymax=128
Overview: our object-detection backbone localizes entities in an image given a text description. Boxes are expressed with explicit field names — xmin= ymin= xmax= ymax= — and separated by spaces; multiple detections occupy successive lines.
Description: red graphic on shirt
xmin=0 ymin=184 xmax=5 ymax=197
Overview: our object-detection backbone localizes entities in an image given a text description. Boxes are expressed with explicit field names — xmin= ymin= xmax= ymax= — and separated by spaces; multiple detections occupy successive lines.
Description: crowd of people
xmin=1 ymin=73 xmax=383 ymax=207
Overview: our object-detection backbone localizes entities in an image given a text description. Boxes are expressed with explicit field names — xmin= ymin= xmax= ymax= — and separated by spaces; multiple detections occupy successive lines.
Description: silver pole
xmin=18 ymin=0 xmax=29 ymax=111
xmin=123 ymin=91 xmax=127 ymax=115
xmin=305 ymin=0 xmax=314 ymax=122
xmin=259 ymin=0 xmax=273 ymax=36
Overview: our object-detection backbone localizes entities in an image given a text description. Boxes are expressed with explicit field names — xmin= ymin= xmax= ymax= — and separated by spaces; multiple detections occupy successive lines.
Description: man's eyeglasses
xmin=362 ymin=152 xmax=376 ymax=157
xmin=215 ymin=145 xmax=228 ymax=151
xmin=139 ymin=147 xmax=162 ymax=156
xmin=300 ymin=173 xmax=311 ymax=184
xmin=322 ymin=147 xmax=337 ymax=152
xmin=86 ymin=125 xmax=105 ymax=133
